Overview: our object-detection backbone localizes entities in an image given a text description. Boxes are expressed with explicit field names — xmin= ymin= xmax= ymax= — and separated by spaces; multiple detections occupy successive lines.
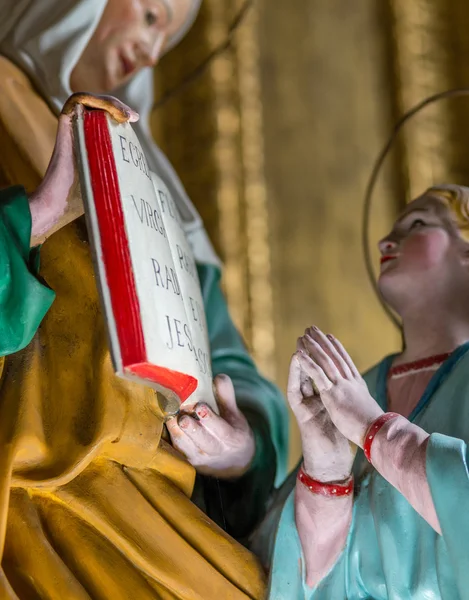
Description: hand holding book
xmin=28 ymin=93 xmax=138 ymax=245
xmin=166 ymin=374 xmax=256 ymax=479
xmin=32 ymin=92 xmax=256 ymax=478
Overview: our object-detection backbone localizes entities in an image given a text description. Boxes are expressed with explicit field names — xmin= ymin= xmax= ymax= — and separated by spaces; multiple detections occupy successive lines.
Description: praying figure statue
xmin=257 ymin=184 xmax=469 ymax=599
xmin=0 ymin=1 xmax=289 ymax=598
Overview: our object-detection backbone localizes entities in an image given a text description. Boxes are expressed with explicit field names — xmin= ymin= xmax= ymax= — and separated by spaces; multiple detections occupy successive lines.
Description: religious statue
xmin=258 ymin=184 xmax=469 ymax=598
xmin=0 ymin=1 xmax=289 ymax=597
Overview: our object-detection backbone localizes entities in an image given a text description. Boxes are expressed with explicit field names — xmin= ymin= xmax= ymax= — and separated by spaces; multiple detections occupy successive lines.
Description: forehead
xmin=396 ymin=193 xmax=450 ymax=222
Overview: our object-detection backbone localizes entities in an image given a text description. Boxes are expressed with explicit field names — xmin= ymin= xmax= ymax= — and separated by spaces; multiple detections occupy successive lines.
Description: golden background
xmin=152 ymin=0 xmax=469 ymax=468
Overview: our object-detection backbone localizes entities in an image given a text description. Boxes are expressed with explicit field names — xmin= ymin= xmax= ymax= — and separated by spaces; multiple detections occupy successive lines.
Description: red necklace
xmin=388 ymin=352 xmax=451 ymax=378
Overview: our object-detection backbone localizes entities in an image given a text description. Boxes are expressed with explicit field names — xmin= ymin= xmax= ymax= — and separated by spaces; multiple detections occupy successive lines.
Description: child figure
xmin=266 ymin=184 xmax=469 ymax=598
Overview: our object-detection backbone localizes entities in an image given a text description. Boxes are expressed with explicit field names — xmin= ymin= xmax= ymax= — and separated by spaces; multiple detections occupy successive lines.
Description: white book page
xmin=152 ymin=174 xmax=216 ymax=410
xmin=107 ymin=119 xmax=203 ymax=387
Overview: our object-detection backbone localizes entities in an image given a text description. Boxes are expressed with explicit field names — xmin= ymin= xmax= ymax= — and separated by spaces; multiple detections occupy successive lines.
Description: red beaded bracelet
xmin=297 ymin=465 xmax=354 ymax=497
xmin=363 ymin=412 xmax=400 ymax=462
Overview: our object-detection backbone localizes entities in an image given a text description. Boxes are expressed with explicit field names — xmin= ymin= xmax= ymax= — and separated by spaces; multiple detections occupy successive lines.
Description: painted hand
xmin=30 ymin=93 xmax=139 ymax=244
xmin=297 ymin=327 xmax=384 ymax=447
xmin=288 ymin=338 xmax=356 ymax=482
xmin=166 ymin=374 xmax=256 ymax=479
xmin=61 ymin=92 xmax=139 ymax=123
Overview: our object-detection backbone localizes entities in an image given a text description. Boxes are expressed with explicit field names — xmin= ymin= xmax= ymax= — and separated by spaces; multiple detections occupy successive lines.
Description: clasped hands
xmin=289 ymin=327 xmax=383 ymax=483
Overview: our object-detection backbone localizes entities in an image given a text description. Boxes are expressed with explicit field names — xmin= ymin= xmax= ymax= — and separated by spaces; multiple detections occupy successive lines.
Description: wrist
xmin=298 ymin=464 xmax=354 ymax=497
xmin=302 ymin=460 xmax=352 ymax=484
xmin=363 ymin=412 xmax=400 ymax=461
xmin=355 ymin=406 xmax=386 ymax=448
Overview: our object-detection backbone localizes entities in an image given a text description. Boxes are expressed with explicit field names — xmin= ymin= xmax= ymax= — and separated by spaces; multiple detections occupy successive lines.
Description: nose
xmin=137 ymin=33 xmax=167 ymax=68
xmin=378 ymin=237 xmax=398 ymax=256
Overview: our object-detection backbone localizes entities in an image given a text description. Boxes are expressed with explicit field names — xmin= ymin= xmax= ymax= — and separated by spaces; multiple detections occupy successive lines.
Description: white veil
xmin=0 ymin=0 xmax=220 ymax=266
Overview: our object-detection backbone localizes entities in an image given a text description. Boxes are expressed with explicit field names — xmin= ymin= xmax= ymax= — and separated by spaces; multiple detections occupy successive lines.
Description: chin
xmin=378 ymin=268 xmax=400 ymax=291
xmin=378 ymin=271 xmax=428 ymax=311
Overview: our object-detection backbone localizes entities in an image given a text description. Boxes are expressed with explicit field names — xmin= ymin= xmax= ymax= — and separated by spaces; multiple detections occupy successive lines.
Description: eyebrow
xmin=395 ymin=206 xmax=430 ymax=225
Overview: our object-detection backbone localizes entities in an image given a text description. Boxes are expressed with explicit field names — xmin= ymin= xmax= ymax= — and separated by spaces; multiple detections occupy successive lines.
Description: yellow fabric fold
xmin=0 ymin=56 xmax=266 ymax=599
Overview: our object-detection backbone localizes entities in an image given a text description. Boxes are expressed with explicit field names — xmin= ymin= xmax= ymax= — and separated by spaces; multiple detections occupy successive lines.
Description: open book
xmin=74 ymin=108 xmax=215 ymax=413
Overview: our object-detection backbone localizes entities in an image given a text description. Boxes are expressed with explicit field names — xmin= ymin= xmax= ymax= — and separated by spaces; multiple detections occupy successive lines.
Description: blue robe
xmin=264 ymin=343 xmax=469 ymax=599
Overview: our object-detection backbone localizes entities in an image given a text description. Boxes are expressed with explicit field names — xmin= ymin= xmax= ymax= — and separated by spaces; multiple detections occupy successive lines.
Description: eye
xmin=409 ymin=218 xmax=426 ymax=230
xmin=145 ymin=10 xmax=158 ymax=26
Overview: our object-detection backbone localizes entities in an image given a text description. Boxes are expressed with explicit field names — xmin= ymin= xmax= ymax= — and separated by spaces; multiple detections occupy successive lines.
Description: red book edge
xmin=83 ymin=110 xmax=197 ymax=402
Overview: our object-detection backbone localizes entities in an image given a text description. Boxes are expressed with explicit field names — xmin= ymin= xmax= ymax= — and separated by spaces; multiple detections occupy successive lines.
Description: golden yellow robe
xmin=0 ymin=56 xmax=266 ymax=600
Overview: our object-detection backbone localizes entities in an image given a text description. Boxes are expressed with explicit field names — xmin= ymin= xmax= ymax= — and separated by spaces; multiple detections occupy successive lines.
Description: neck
xmin=399 ymin=299 xmax=469 ymax=363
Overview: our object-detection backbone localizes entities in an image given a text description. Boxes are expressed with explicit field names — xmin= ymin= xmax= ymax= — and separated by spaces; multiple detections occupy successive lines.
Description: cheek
xmin=400 ymin=230 xmax=451 ymax=269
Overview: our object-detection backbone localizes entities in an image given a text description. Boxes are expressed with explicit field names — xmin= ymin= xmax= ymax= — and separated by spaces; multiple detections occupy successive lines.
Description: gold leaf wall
xmin=153 ymin=0 xmax=469 ymax=468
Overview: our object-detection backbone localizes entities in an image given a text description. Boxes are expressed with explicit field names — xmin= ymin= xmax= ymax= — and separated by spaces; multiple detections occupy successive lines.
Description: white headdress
xmin=0 ymin=0 xmax=220 ymax=266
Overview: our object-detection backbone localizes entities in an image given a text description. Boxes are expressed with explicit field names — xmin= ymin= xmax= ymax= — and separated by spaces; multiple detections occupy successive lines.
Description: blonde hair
xmin=424 ymin=184 xmax=469 ymax=242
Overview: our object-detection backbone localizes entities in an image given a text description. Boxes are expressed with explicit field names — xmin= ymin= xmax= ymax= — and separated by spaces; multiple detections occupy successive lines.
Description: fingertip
xmin=290 ymin=352 xmax=300 ymax=367
xmin=214 ymin=374 xmax=235 ymax=397
xmin=178 ymin=415 xmax=191 ymax=430
xmin=214 ymin=373 xmax=231 ymax=385
xmin=195 ymin=403 xmax=210 ymax=419
xmin=165 ymin=416 xmax=180 ymax=435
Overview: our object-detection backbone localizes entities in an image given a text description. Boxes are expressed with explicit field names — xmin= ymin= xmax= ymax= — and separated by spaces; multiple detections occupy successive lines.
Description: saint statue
xmin=0 ymin=1 xmax=289 ymax=597
xmin=259 ymin=185 xmax=469 ymax=598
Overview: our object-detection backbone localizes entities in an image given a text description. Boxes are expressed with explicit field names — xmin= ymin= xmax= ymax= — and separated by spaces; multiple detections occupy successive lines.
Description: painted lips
xmin=119 ymin=53 xmax=135 ymax=77
xmin=380 ymin=255 xmax=397 ymax=265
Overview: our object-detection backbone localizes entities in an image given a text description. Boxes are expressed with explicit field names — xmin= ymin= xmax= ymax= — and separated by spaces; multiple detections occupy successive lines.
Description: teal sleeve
xmin=193 ymin=263 xmax=289 ymax=541
xmin=193 ymin=406 xmax=277 ymax=542
xmin=426 ymin=432 xmax=469 ymax=596
xmin=196 ymin=263 xmax=289 ymax=486
xmin=0 ymin=186 xmax=55 ymax=355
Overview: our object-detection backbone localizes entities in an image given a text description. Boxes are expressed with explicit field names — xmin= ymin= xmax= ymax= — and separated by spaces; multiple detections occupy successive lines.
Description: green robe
xmin=263 ymin=343 xmax=469 ymax=599
xmin=0 ymin=185 xmax=54 ymax=355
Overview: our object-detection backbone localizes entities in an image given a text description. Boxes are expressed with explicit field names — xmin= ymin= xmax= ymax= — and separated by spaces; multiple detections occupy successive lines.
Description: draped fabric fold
xmin=0 ymin=56 xmax=266 ymax=599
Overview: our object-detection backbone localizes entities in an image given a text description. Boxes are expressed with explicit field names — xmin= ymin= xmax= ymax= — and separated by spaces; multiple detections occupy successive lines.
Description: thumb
xmin=213 ymin=374 xmax=243 ymax=426
xmin=287 ymin=354 xmax=304 ymax=414
xmin=287 ymin=353 xmax=315 ymax=424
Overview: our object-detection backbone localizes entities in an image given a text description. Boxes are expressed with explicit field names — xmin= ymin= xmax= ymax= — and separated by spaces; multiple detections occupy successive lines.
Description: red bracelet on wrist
xmin=363 ymin=412 xmax=400 ymax=463
xmin=297 ymin=464 xmax=354 ymax=497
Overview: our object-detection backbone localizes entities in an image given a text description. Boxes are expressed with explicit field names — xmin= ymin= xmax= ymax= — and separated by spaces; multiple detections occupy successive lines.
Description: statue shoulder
xmin=0 ymin=56 xmax=57 ymax=191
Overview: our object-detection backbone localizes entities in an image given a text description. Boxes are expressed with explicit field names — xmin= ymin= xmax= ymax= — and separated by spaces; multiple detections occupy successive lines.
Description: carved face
xmin=378 ymin=193 xmax=469 ymax=312
xmin=70 ymin=0 xmax=193 ymax=94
